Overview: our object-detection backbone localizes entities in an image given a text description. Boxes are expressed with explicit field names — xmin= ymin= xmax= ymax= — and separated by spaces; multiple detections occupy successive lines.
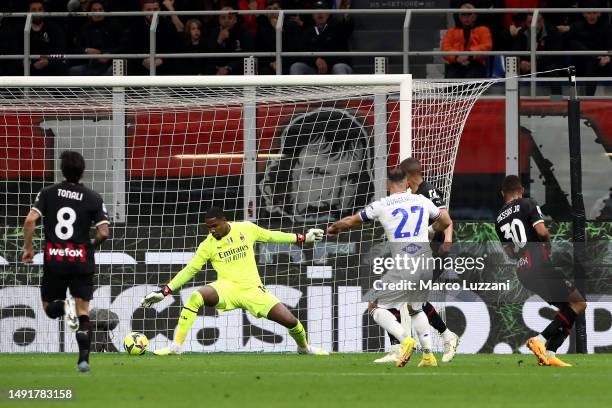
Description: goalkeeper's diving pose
xmin=327 ymin=168 xmax=451 ymax=367
xmin=142 ymin=207 xmax=328 ymax=355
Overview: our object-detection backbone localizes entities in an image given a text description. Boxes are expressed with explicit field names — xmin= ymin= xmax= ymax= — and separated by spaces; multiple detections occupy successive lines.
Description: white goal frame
xmin=1 ymin=73 xmax=495 ymax=353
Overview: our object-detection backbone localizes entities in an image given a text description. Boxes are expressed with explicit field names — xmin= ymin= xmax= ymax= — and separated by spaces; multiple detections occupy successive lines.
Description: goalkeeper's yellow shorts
xmin=209 ymin=280 xmax=280 ymax=318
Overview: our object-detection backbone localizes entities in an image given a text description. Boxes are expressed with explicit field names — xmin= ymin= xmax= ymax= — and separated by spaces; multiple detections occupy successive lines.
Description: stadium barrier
xmin=2 ymin=7 xmax=612 ymax=81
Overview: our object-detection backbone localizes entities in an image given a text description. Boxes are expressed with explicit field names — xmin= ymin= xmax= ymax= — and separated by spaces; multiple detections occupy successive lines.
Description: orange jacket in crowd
xmin=441 ymin=26 xmax=493 ymax=64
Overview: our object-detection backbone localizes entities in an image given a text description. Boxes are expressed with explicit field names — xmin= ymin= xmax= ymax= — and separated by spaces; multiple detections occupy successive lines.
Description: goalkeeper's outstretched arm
xmin=141 ymin=242 xmax=209 ymax=307
xmin=251 ymin=222 xmax=324 ymax=244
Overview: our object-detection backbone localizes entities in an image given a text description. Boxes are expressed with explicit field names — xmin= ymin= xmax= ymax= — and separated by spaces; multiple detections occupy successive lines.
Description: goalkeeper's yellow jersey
xmin=168 ymin=221 xmax=298 ymax=290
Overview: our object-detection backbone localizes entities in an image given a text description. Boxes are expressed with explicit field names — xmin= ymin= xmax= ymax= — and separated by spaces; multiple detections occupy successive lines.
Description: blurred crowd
xmin=0 ymin=0 xmax=354 ymax=76
xmin=443 ymin=0 xmax=612 ymax=94
xmin=1 ymin=0 xmax=612 ymax=90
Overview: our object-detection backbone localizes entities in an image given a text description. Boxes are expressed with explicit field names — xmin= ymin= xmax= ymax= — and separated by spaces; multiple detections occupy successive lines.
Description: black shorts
xmin=516 ymin=247 xmax=575 ymax=304
xmin=41 ymin=263 xmax=95 ymax=302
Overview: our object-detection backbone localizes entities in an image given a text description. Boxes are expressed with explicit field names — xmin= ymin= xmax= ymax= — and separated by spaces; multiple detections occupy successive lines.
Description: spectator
xmin=65 ymin=1 xmax=91 ymax=45
xmin=255 ymin=0 xmax=281 ymax=74
xmin=128 ymin=0 xmax=182 ymax=75
xmin=451 ymin=0 xmax=504 ymax=50
xmin=510 ymin=13 xmax=564 ymax=93
xmin=69 ymin=1 xmax=124 ymax=75
xmin=498 ymin=12 xmax=524 ymax=51
xmin=510 ymin=13 xmax=563 ymax=75
xmin=253 ymin=0 xmax=303 ymax=74
xmin=205 ymin=6 xmax=254 ymax=75
xmin=289 ymin=0 xmax=353 ymax=75
xmin=176 ymin=18 xmax=208 ymax=74
xmin=477 ymin=0 xmax=505 ymax=50
xmin=565 ymin=4 xmax=612 ymax=95
xmin=161 ymin=0 xmax=185 ymax=33
xmin=541 ymin=0 xmax=579 ymax=28
xmin=29 ymin=1 xmax=68 ymax=75
xmin=499 ymin=12 xmax=536 ymax=50
xmin=281 ymin=0 xmax=309 ymax=68
xmin=239 ymin=0 xmax=265 ymax=36
xmin=194 ymin=0 xmax=228 ymax=26
xmin=441 ymin=2 xmax=492 ymax=78
xmin=283 ymin=0 xmax=315 ymax=29
xmin=502 ymin=0 xmax=541 ymax=28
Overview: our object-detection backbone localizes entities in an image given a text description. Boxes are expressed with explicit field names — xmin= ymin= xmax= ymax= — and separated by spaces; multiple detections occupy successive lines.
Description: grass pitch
xmin=1 ymin=353 xmax=611 ymax=408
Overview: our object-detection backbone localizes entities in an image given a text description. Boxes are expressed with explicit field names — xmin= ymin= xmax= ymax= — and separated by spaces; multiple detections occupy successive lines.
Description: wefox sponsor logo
xmin=45 ymin=242 xmax=87 ymax=263
xmin=48 ymin=248 xmax=83 ymax=257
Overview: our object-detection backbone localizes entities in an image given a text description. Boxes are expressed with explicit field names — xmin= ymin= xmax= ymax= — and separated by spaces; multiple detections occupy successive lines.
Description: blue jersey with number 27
xmin=359 ymin=191 xmax=440 ymax=243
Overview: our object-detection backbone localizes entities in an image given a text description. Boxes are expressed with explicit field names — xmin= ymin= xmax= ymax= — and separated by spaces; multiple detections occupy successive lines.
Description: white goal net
xmin=0 ymin=75 xmax=493 ymax=353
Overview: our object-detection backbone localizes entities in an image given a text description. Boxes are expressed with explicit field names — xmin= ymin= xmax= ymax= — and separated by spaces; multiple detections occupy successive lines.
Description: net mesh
xmin=0 ymin=78 xmax=493 ymax=353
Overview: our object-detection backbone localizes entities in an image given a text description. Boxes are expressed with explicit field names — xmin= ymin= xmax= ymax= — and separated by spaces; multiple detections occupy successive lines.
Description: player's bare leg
xmin=154 ymin=285 xmax=218 ymax=355
xmin=266 ymin=303 xmax=328 ymax=355
xmin=74 ymin=297 xmax=92 ymax=372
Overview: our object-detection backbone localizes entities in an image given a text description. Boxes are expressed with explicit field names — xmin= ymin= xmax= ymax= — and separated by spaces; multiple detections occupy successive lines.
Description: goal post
xmin=0 ymin=74 xmax=414 ymax=88
xmin=399 ymin=78 xmax=412 ymax=162
xmin=0 ymin=74 xmax=492 ymax=353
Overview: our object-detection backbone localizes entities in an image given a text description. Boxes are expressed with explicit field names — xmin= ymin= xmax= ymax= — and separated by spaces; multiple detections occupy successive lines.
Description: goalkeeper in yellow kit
xmin=141 ymin=207 xmax=328 ymax=355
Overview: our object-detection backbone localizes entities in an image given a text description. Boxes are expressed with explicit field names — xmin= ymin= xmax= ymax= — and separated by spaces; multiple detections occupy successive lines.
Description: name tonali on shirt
xmin=495 ymin=197 xmax=545 ymax=253
xmin=32 ymin=181 xmax=110 ymax=265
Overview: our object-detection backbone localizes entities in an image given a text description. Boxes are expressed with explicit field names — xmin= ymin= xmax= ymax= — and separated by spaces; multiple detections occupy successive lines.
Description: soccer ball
xmin=123 ymin=332 xmax=148 ymax=355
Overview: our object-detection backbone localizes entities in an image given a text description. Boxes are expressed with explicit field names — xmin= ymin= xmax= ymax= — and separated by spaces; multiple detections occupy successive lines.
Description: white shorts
xmin=364 ymin=246 xmax=433 ymax=306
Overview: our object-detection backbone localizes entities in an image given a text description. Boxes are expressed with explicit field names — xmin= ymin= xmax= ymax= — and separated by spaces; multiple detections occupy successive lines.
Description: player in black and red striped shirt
xmin=495 ymin=175 xmax=586 ymax=367
xmin=22 ymin=151 xmax=110 ymax=372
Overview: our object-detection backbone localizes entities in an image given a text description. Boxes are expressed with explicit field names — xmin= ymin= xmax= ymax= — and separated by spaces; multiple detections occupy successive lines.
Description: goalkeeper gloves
xmin=303 ymin=228 xmax=324 ymax=243
xmin=141 ymin=285 xmax=172 ymax=308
